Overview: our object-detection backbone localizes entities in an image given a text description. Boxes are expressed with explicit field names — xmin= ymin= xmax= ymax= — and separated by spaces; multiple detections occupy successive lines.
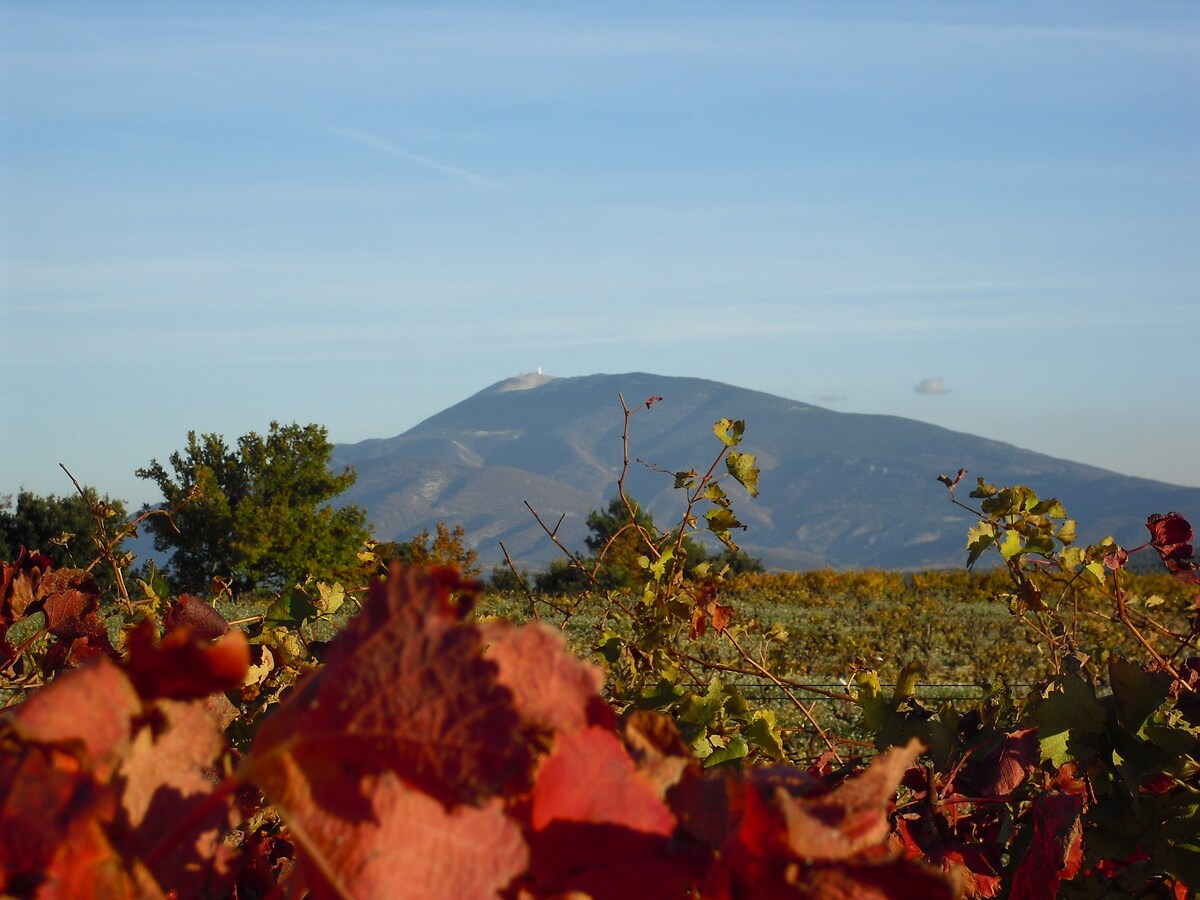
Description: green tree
xmin=0 ymin=488 xmax=128 ymax=576
xmin=708 ymin=547 xmax=765 ymax=575
xmin=137 ymin=422 xmax=370 ymax=593
xmin=533 ymin=558 xmax=593 ymax=594
xmin=488 ymin=564 xmax=529 ymax=592
xmin=583 ymin=495 xmax=660 ymax=589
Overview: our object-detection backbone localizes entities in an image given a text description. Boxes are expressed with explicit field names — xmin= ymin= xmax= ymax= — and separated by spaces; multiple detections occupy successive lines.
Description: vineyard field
xmin=477 ymin=568 xmax=1199 ymax=758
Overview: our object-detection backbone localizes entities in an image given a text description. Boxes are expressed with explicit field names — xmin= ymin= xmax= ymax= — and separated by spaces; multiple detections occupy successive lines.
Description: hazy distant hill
xmin=332 ymin=373 xmax=1200 ymax=572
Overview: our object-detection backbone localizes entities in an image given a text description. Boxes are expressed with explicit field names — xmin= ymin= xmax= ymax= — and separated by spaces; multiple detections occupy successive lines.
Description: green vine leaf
xmin=969 ymin=477 xmax=998 ymax=499
xmin=966 ymin=521 xmax=997 ymax=568
xmin=725 ymin=451 xmax=760 ymax=498
xmin=1057 ymin=519 xmax=1078 ymax=545
xmin=673 ymin=470 xmax=697 ymax=490
xmin=649 ymin=546 xmax=674 ymax=581
xmin=713 ymin=419 xmax=745 ymax=447
xmin=999 ymin=529 xmax=1024 ymax=561
xmin=705 ymin=507 xmax=745 ymax=549
xmin=1109 ymin=657 xmax=1174 ymax=739
xmin=893 ymin=661 xmax=923 ymax=701
xmin=1034 ymin=675 xmax=1106 ymax=769
xmin=703 ymin=735 xmax=748 ymax=767
xmin=1030 ymin=497 xmax=1067 ymax=518
xmin=703 ymin=483 xmax=730 ymax=507
xmin=743 ymin=709 xmax=785 ymax=760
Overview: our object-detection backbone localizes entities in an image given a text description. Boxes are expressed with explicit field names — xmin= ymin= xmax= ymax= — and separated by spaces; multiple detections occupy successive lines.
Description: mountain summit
xmin=332 ymin=373 xmax=1199 ymax=571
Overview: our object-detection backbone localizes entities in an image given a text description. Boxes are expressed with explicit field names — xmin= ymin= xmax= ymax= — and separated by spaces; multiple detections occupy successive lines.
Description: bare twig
xmin=723 ymin=628 xmax=844 ymax=762
xmin=524 ymin=501 xmax=587 ymax=568
xmin=1114 ymin=586 xmax=1188 ymax=688
xmin=498 ymin=540 xmax=540 ymax=621
xmin=671 ymin=649 xmax=855 ymax=702
xmin=60 ymin=463 xmax=133 ymax=613
xmin=226 ymin=614 xmax=266 ymax=628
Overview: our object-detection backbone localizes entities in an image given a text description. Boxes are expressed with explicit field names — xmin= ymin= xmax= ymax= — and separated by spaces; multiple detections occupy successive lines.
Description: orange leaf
xmin=0 ymin=741 xmax=112 ymax=892
xmin=1 ymin=547 xmax=54 ymax=620
xmin=116 ymin=700 xmax=239 ymax=896
xmin=482 ymin=619 xmax=613 ymax=735
xmin=774 ymin=739 xmax=922 ymax=861
xmin=35 ymin=818 xmax=147 ymax=900
xmin=283 ymin=772 xmax=527 ymax=899
xmin=9 ymin=657 xmax=141 ymax=771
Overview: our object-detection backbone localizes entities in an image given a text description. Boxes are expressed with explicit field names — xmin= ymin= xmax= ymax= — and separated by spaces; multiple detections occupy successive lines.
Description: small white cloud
xmin=915 ymin=377 xmax=950 ymax=395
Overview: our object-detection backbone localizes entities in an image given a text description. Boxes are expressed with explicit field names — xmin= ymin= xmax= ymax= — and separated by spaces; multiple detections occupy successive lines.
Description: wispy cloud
xmin=915 ymin=377 xmax=950 ymax=395
xmin=333 ymin=128 xmax=500 ymax=188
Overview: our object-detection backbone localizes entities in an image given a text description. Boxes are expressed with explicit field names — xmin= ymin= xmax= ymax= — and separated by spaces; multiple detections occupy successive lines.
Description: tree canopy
xmin=374 ymin=521 xmax=480 ymax=580
xmin=0 ymin=488 xmax=128 ymax=579
xmin=136 ymin=422 xmax=370 ymax=593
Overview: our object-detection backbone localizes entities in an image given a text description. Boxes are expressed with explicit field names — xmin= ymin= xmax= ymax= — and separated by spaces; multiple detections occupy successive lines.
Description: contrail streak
xmin=334 ymin=128 xmax=500 ymax=188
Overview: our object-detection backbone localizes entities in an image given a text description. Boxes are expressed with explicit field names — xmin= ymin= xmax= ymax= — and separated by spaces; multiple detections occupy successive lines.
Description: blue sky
xmin=2 ymin=1 xmax=1197 ymax=510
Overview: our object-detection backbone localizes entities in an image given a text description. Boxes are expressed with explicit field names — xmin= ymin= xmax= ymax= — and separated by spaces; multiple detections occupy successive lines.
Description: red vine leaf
xmin=38 ymin=569 xmax=115 ymax=672
xmin=247 ymin=565 xmax=531 ymax=870
xmin=124 ymin=620 xmax=250 ymax=701
xmin=527 ymin=726 xmax=688 ymax=896
xmin=0 ymin=563 xmax=113 ymax=672
xmin=955 ymin=727 xmax=1039 ymax=797
xmin=37 ymin=569 xmax=101 ymax=636
xmin=707 ymin=739 xmax=955 ymax=898
xmin=1146 ymin=512 xmax=1199 ymax=580
xmin=787 ymin=858 xmax=962 ymax=899
xmin=531 ymin=725 xmax=676 ymax=835
xmin=894 ymin=817 xmax=1001 ymax=898
xmin=1147 ymin=511 xmax=1194 ymax=558
xmin=3 ymin=657 xmax=236 ymax=896
xmin=482 ymin=619 xmax=613 ymax=736
xmin=1009 ymin=790 xmax=1085 ymax=899
xmin=162 ymin=595 xmax=229 ymax=641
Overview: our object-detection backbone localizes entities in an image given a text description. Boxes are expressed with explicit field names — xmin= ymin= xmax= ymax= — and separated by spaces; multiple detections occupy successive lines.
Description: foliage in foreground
xmin=1 ymin=395 xmax=1198 ymax=897
xmin=0 ymin=563 xmax=954 ymax=898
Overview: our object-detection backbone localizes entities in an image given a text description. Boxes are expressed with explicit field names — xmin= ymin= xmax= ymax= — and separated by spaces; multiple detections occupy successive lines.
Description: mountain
xmin=332 ymin=373 xmax=1200 ymax=572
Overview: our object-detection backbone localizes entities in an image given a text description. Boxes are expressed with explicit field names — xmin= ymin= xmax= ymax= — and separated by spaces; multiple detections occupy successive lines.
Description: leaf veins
xmin=247 ymin=564 xmax=531 ymax=825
